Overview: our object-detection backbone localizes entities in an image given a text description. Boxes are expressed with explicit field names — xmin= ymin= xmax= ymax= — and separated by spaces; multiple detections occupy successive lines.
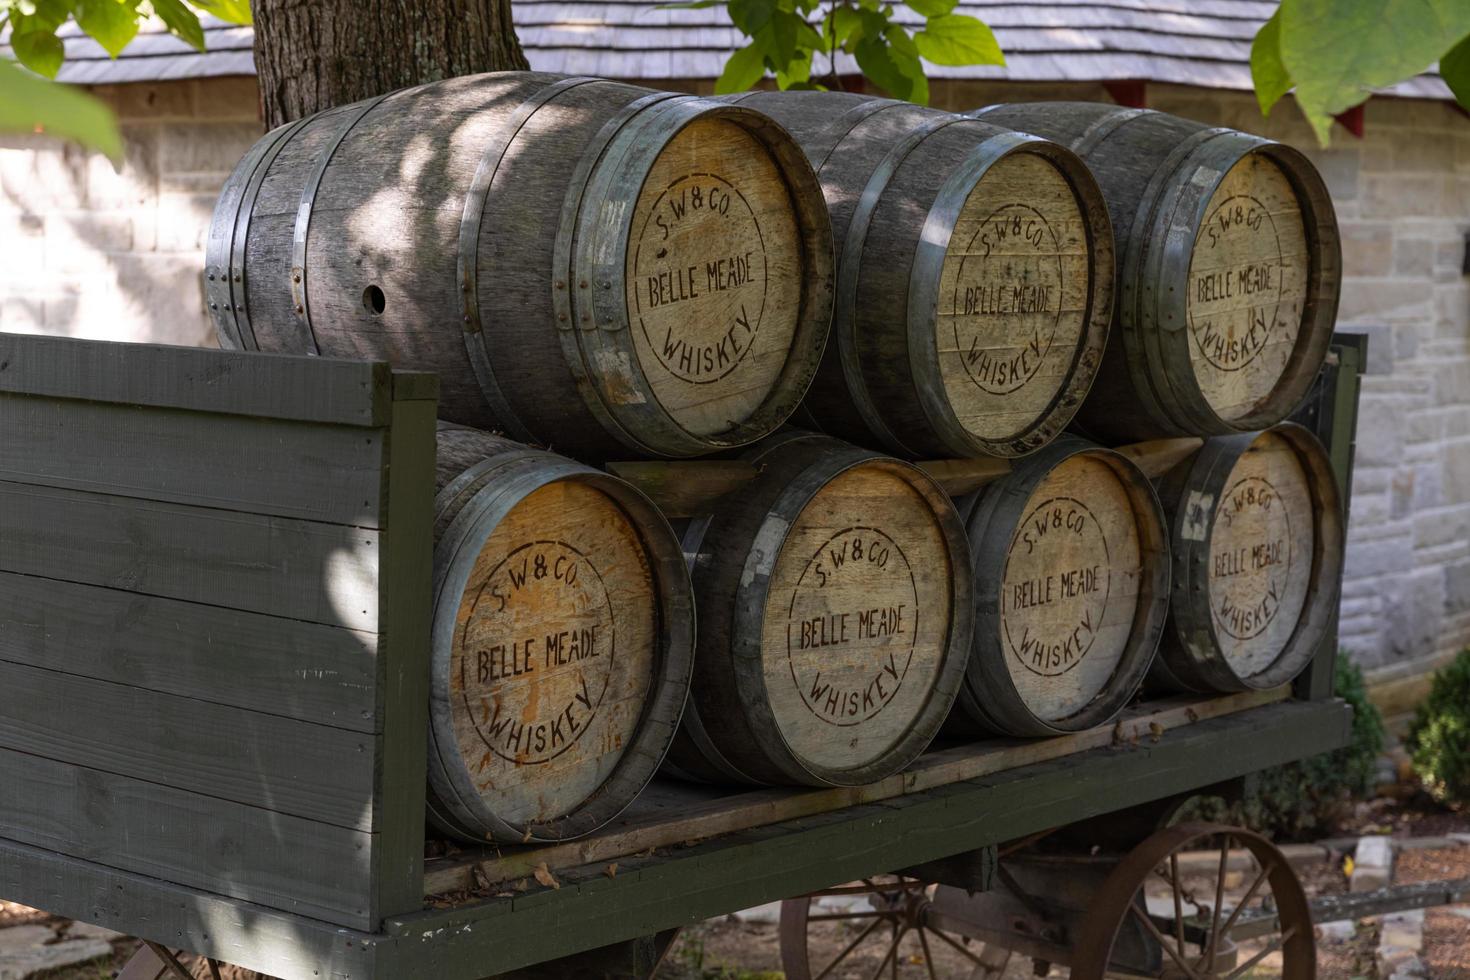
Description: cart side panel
xmin=0 ymin=335 xmax=434 ymax=933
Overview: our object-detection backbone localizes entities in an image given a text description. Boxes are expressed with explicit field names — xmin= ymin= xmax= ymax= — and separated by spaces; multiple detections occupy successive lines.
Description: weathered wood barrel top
xmin=726 ymin=92 xmax=1112 ymax=458
xmin=668 ymin=431 xmax=972 ymax=786
xmin=1153 ymin=423 xmax=1343 ymax=693
xmin=207 ymin=71 xmax=834 ymax=460
xmin=956 ymin=438 xmax=1169 ymax=735
xmin=971 ymin=103 xmax=1340 ymax=443
xmin=428 ymin=424 xmax=694 ymax=842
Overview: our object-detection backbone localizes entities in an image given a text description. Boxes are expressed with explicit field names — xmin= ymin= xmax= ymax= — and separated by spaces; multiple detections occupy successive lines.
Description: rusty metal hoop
xmin=1071 ymin=821 xmax=1316 ymax=980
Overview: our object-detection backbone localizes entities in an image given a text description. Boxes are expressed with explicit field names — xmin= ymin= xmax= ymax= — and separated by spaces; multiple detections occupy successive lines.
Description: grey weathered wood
xmin=731 ymin=91 xmax=1112 ymax=459
xmin=0 ymin=571 xmax=379 ymax=731
xmin=0 ymin=658 xmax=375 ymax=829
xmin=370 ymin=391 xmax=437 ymax=924
xmin=0 ymin=479 xmax=379 ymax=630
xmin=214 ymin=71 xmax=834 ymax=460
xmin=0 ymin=837 xmax=381 ymax=980
xmin=0 ymin=747 xmax=374 ymax=929
xmin=0 ymin=333 xmax=391 ymax=426
xmin=971 ymin=103 xmax=1340 ymax=443
xmin=0 ymin=393 xmax=385 ymax=526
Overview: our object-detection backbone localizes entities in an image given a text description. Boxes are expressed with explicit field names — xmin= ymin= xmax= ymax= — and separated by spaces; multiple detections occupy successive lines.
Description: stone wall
xmin=1 ymin=73 xmax=1466 ymax=677
xmin=0 ymin=77 xmax=262 ymax=348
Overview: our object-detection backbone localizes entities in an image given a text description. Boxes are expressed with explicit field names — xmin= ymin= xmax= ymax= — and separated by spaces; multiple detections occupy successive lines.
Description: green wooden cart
xmin=0 ymin=331 xmax=1365 ymax=979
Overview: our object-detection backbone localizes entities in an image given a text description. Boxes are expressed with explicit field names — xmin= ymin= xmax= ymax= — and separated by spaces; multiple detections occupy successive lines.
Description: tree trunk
xmin=251 ymin=0 xmax=529 ymax=129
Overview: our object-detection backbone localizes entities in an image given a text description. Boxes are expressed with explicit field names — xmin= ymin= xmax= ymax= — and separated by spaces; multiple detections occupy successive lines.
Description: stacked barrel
xmin=209 ymin=73 xmax=1346 ymax=843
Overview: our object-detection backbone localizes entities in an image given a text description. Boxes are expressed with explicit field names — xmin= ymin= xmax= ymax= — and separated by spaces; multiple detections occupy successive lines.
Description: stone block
xmin=1344 ymin=535 xmax=1413 ymax=581
xmin=194 ymin=77 xmax=264 ymax=122
xmin=1317 ymin=919 xmax=1356 ymax=942
xmin=157 ymin=121 xmax=261 ymax=179
xmin=1339 ymin=280 xmax=1434 ymax=322
xmin=1413 ymin=506 xmax=1470 ymax=550
xmin=1444 ymin=437 xmax=1470 ymax=501
xmin=1337 ymin=324 xmax=1395 ymax=374
xmin=0 ymin=927 xmax=53 ymax=952
xmin=0 ymin=138 xmax=88 ymax=210
xmin=93 ymin=80 xmax=194 ymax=120
xmin=1433 ymin=357 xmax=1470 ymax=406
xmin=1354 ymin=396 xmax=1407 ymax=466
xmin=1413 ymin=460 xmax=1443 ymax=510
xmin=1395 ymin=238 xmax=1436 ymax=278
xmin=156 ymin=192 xmax=218 ymax=252
xmin=1384 ymin=567 xmax=1446 ymax=659
xmin=1361 ymin=174 xmax=1444 ymax=219
xmin=0 ymin=937 xmax=111 ymax=979
xmin=1445 ymin=560 xmax=1470 ymax=615
xmin=1339 ymin=223 xmax=1394 ymax=277
xmin=85 ymin=125 xmax=159 ymax=209
xmin=1301 ymin=146 xmax=1361 ymax=200
xmin=1396 ymin=132 xmax=1457 ymax=172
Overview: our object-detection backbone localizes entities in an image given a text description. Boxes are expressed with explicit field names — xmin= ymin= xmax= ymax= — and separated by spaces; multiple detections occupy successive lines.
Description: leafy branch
xmin=1251 ymin=0 xmax=1470 ymax=144
xmin=0 ymin=0 xmax=252 ymax=161
xmin=670 ymin=0 xmax=1002 ymax=105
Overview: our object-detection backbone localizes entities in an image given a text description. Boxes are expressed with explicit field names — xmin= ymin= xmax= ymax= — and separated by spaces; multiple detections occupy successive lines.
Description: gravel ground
xmin=1394 ymin=843 xmax=1470 ymax=980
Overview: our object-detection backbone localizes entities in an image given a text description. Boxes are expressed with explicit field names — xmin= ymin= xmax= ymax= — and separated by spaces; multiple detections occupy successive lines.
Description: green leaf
xmin=1250 ymin=9 xmax=1293 ymax=116
xmin=824 ymin=3 xmax=862 ymax=47
xmin=0 ymin=56 xmax=123 ymax=162
xmin=74 ymin=0 xmax=142 ymax=58
xmin=10 ymin=29 xmax=64 ymax=77
xmin=714 ymin=41 xmax=767 ymax=93
xmin=728 ymin=0 xmax=775 ymax=35
xmin=1279 ymin=0 xmax=1470 ymax=144
xmin=913 ymin=13 xmax=1003 ymax=67
xmin=186 ymin=0 xmax=251 ymax=24
xmin=774 ymin=51 xmax=811 ymax=87
xmin=151 ymin=0 xmax=207 ymax=50
xmin=1442 ymin=31 xmax=1470 ymax=111
xmin=905 ymin=0 xmax=954 ymax=17
xmin=854 ymin=31 xmax=926 ymax=103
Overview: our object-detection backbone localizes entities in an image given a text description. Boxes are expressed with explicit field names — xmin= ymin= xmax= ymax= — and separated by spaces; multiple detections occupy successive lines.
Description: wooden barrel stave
xmin=209 ymin=72 xmax=835 ymax=460
xmin=667 ymin=431 xmax=973 ymax=786
xmin=732 ymin=92 xmax=1113 ymax=459
xmin=955 ymin=437 xmax=1169 ymax=736
xmin=427 ymin=423 xmax=695 ymax=842
xmin=971 ymin=103 xmax=1340 ymax=443
xmin=1152 ymin=422 xmax=1343 ymax=693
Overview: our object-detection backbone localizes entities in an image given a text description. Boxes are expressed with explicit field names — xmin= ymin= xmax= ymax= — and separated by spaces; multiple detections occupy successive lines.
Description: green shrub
xmin=1182 ymin=653 xmax=1385 ymax=841
xmin=1406 ymin=649 xmax=1470 ymax=805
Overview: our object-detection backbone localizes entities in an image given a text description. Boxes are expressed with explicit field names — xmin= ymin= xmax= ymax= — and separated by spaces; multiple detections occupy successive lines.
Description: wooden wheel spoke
xmin=1222 ymin=924 xmax=1298 ymax=980
xmin=1170 ymin=853 xmax=1187 ymax=962
xmin=807 ymin=910 xmax=893 ymax=922
xmin=1129 ymin=903 xmax=1205 ymax=980
xmin=206 ymin=960 xmax=224 ymax=980
xmin=814 ymin=914 xmax=888 ymax=980
xmin=1199 ymin=835 xmax=1231 ymax=972
xmin=915 ymin=925 xmax=941 ymax=980
xmin=1216 ymin=862 xmax=1276 ymax=943
xmin=144 ymin=943 xmax=195 ymax=980
xmin=923 ymin=921 xmax=991 ymax=970
xmin=869 ymin=924 xmax=909 ymax=980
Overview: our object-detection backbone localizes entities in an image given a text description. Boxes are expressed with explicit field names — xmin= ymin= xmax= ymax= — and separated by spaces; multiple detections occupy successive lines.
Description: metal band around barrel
xmin=209 ymin=115 xmax=313 ymax=350
xmin=1072 ymin=106 xmax=1154 ymax=158
xmin=456 ymin=75 xmax=603 ymax=444
xmin=289 ymin=92 xmax=394 ymax=355
xmin=1120 ymin=125 xmax=1229 ymax=433
xmin=837 ymin=113 xmax=971 ymax=457
xmin=549 ymin=91 xmax=686 ymax=456
xmin=205 ymin=124 xmax=284 ymax=349
xmin=804 ymin=98 xmax=901 ymax=175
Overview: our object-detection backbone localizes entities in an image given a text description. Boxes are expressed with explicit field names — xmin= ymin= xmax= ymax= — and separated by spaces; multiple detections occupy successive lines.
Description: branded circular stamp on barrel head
xmin=1153 ymin=422 xmax=1343 ymax=694
xmin=957 ymin=438 xmax=1169 ymax=736
xmin=427 ymin=425 xmax=694 ymax=843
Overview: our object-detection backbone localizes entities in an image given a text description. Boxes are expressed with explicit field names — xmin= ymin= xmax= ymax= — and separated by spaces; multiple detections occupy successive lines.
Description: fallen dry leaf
xmin=533 ymin=862 xmax=560 ymax=890
xmin=605 ymin=863 xmax=618 ymax=879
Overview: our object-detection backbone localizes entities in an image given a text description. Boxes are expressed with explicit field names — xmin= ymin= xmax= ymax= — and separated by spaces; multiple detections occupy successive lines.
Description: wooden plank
xmin=0 ymin=659 xmax=376 ymax=829
xmin=0 ymin=480 xmax=378 ymax=630
xmin=0 ymin=333 xmax=391 ymax=426
xmin=370 ymin=391 xmax=436 ymax=925
xmin=391 ymin=699 xmax=1352 ymax=978
xmin=0 ymin=572 xmax=378 ymax=732
xmin=0 ymin=747 xmax=375 ymax=929
xmin=1112 ymin=436 xmax=1205 ymax=479
xmin=0 ymin=393 xmax=385 ymax=526
xmin=0 ymin=837 xmax=381 ymax=980
xmin=916 ymin=457 xmax=1013 ymax=496
xmin=423 ymin=688 xmax=1289 ymax=894
xmin=603 ymin=460 xmax=757 ymax=518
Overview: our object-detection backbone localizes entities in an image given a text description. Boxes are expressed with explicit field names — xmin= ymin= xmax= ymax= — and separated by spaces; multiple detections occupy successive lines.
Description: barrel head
xmin=446 ymin=480 xmax=656 ymax=830
xmin=759 ymin=461 xmax=957 ymax=775
xmin=936 ymin=150 xmax=1094 ymax=445
xmin=625 ymin=117 xmax=804 ymax=439
xmin=997 ymin=453 xmax=1145 ymax=724
xmin=1205 ymin=429 xmax=1315 ymax=680
xmin=1186 ymin=152 xmax=1311 ymax=424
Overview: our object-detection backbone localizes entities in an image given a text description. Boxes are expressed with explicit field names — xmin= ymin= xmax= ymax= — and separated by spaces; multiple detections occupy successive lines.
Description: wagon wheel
xmin=779 ymin=876 xmax=1011 ymax=980
xmin=1072 ymin=822 xmax=1314 ymax=980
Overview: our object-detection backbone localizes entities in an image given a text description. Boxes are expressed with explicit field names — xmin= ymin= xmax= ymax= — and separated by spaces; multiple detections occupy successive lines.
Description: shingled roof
xmin=6 ymin=0 xmax=1453 ymax=101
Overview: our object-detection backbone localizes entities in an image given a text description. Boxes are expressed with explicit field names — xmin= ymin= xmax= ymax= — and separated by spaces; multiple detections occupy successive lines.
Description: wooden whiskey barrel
xmin=955 ymin=438 xmax=1169 ymax=736
xmin=207 ymin=72 xmax=834 ymax=460
xmin=726 ymin=92 xmax=1113 ymax=458
xmin=427 ymin=423 xmax=695 ymax=842
xmin=667 ymin=431 xmax=972 ymax=785
xmin=1152 ymin=423 xmax=1343 ymax=693
xmin=970 ymin=103 xmax=1341 ymax=443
